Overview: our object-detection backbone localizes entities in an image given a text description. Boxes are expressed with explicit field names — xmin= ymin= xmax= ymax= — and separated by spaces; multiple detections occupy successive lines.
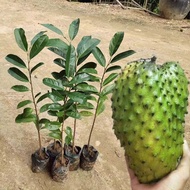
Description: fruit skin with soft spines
xmin=111 ymin=57 xmax=189 ymax=183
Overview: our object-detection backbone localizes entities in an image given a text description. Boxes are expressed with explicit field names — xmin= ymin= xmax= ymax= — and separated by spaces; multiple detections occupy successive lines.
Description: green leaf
xmin=109 ymin=32 xmax=124 ymax=56
xmin=110 ymin=50 xmax=136 ymax=63
xmin=80 ymin=111 xmax=93 ymax=117
xmin=106 ymin=65 xmax=121 ymax=73
xmin=103 ymin=73 xmax=118 ymax=86
xmin=37 ymin=92 xmax=48 ymax=103
xmin=76 ymin=83 xmax=98 ymax=93
xmin=14 ymin=28 xmax=28 ymax=52
xmin=8 ymin=67 xmax=29 ymax=82
xmin=65 ymin=45 xmax=76 ymax=77
xmin=48 ymin=103 xmax=62 ymax=111
xmin=69 ymin=18 xmax=80 ymax=40
xmin=78 ymin=62 xmax=97 ymax=71
xmin=40 ymin=103 xmax=52 ymax=113
xmin=54 ymin=58 xmax=65 ymax=68
xmin=78 ymin=68 xmax=97 ymax=75
xmin=51 ymin=70 xmax=66 ymax=80
xmin=70 ymin=73 xmax=91 ymax=84
xmin=43 ymin=78 xmax=64 ymax=90
xmin=41 ymin=24 xmax=63 ymax=36
xmin=92 ymin=47 xmax=106 ymax=67
xmin=66 ymin=110 xmax=81 ymax=119
xmin=49 ymin=131 xmax=61 ymax=140
xmin=5 ymin=54 xmax=26 ymax=68
xmin=15 ymin=108 xmax=36 ymax=123
xmin=101 ymin=83 xmax=115 ymax=96
xmin=47 ymin=90 xmax=64 ymax=102
xmin=68 ymin=92 xmax=87 ymax=104
xmin=77 ymin=102 xmax=94 ymax=109
xmin=31 ymin=31 xmax=47 ymax=45
xmin=77 ymin=52 xmax=91 ymax=65
xmin=97 ymin=96 xmax=107 ymax=115
xmin=31 ymin=62 xmax=44 ymax=73
xmin=30 ymin=35 xmax=48 ymax=59
xmin=44 ymin=121 xmax=61 ymax=130
xmin=46 ymin=38 xmax=68 ymax=51
xmin=48 ymin=47 xmax=66 ymax=59
xmin=17 ymin=100 xmax=32 ymax=109
xmin=11 ymin=85 xmax=29 ymax=92
xmin=77 ymin=36 xmax=100 ymax=59
xmin=65 ymin=126 xmax=72 ymax=137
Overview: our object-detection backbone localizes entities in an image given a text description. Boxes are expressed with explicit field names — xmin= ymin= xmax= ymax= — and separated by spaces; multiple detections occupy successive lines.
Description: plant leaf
xmin=49 ymin=131 xmax=61 ymax=140
xmin=101 ymin=83 xmax=115 ymax=96
xmin=43 ymin=78 xmax=64 ymax=90
xmin=11 ymin=85 xmax=29 ymax=92
xmin=106 ymin=65 xmax=121 ymax=73
xmin=17 ymin=100 xmax=32 ymax=109
xmin=30 ymin=35 xmax=48 ymax=59
xmin=97 ymin=96 xmax=107 ymax=115
xmin=37 ymin=92 xmax=49 ymax=103
xmin=41 ymin=24 xmax=63 ymax=36
xmin=78 ymin=62 xmax=97 ymax=71
xmin=69 ymin=18 xmax=80 ymax=40
xmin=76 ymin=83 xmax=98 ymax=93
xmin=110 ymin=50 xmax=136 ymax=63
xmin=42 ymin=121 xmax=60 ymax=130
xmin=48 ymin=47 xmax=66 ymax=59
xmin=46 ymin=38 xmax=68 ymax=52
xmin=5 ymin=54 xmax=26 ymax=68
xmin=14 ymin=28 xmax=28 ymax=52
xmin=77 ymin=102 xmax=94 ymax=109
xmin=31 ymin=62 xmax=44 ymax=73
xmin=92 ymin=47 xmax=106 ymax=67
xmin=109 ymin=32 xmax=124 ymax=56
xmin=40 ymin=103 xmax=52 ymax=113
xmin=8 ymin=67 xmax=29 ymax=82
xmin=80 ymin=111 xmax=93 ymax=117
xmin=66 ymin=110 xmax=81 ymax=119
xmin=70 ymin=73 xmax=91 ymax=84
xmin=77 ymin=36 xmax=100 ymax=60
xmin=54 ymin=58 xmax=65 ymax=68
xmin=15 ymin=108 xmax=36 ymax=123
xmin=103 ymin=73 xmax=118 ymax=86
xmin=68 ymin=92 xmax=87 ymax=104
xmin=65 ymin=45 xmax=76 ymax=77
xmin=31 ymin=31 xmax=47 ymax=45
xmin=48 ymin=103 xmax=62 ymax=111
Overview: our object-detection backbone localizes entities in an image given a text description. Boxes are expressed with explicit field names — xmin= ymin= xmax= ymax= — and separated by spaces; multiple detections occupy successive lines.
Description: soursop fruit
xmin=111 ymin=57 xmax=189 ymax=183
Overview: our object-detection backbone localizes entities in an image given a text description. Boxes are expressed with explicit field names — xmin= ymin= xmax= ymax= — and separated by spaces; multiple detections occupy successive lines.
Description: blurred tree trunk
xmin=143 ymin=0 xmax=148 ymax=8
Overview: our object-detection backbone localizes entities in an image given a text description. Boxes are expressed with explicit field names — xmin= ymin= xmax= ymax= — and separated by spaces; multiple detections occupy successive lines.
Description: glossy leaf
xmin=77 ymin=36 xmax=100 ymax=59
xmin=106 ymin=65 xmax=121 ymax=73
xmin=5 ymin=54 xmax=26 ymax=68
xmin=48 ymin=47 xmax=66 ymax=59
xmin=43 ymin=78 xmax=64 ymax=90
xmin=78 ymin=62 xmax=97 ymax=71
xmin=44 ymin=121 xmax=61 ymax=131
xmin=54 ymin=58 xmax=65 ymax=68
xmin=8 ymin=67 xmax=29 ymax=82
xmin=77 ymin=52 xmax=91 ymax=65
xmin=48 ymin=103 xmax=62 ymax=111
xmin=41 ymin=24 xmax=63 ymax=36
xmin=31 ymin=62 xmax=44 ymax=73
xmin=69 ymin=18 xmax=80 ymax=40
xmin=70 ymin=73 xmax=91 ymax=84
xmin=11 ymin=85 xmax=29 ymax=92
xmin=97 ymin=96 xmax=107 ymax=115
xmin=65 ymin=126 xmax=72 ymax=137
xmin=46 ymin=38 xmax=68 ymax=51
xmin=109 ymin=32 xmax=124 ymax=56
xmin=103 ymin=73 xmax=118 ymax=86
xmin=92 ymin=47 xmax=106 ymax=67
xmin=14 ymin=28 xmax=28 ymax=52
xmin=35 ymin=92 xmax=41 ymax=98
xmin=101 ymin=83 xmax=115 ymax=96
xmin=76 ymin=83 xmax=98 ymax=93
xmin=78 ymin=68 xmax=97 ymax=75
xmin=49 ymin=131 xmax=61 ymax=140
xmin=65 ymin=45 xmax=76 ymax=77
xmin=77 ymin=102 xmax=94 ymax=109
xmin=30 ymin=35 xmax=48 ymax=59
xmin=31 ymin=31 xmax=47 ymax=45
xmin=51 ymin=70 xmax=66 ymax=80
xmin=68 ymin=92 xmax=87 ymax=104
xmin=47 ymin=90 xmax=63 ymax=102
xmin=40 ymin=103 xmax=52 ymax=113
xmin=110 ymin=50 xmax=136 ymax=63
xmin=37 ymin=92 xmax=49 ymax=103
xmin=80 ymin=111 xmax=93 ymax=117
xmin=15 ymin=108 xmax=36 ymax=123
xmin=17 ymin=100 xmax=32 ymax=109
xmin=66 ymin=110 xmax=81 ymax=119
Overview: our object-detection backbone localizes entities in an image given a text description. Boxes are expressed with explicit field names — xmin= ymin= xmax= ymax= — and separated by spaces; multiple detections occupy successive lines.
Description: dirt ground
xmin=0 ymin=0 xmax=190 ymax=189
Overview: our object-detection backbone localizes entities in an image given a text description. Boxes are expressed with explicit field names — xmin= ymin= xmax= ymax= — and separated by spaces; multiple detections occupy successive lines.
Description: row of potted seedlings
xmin=6 ymin=18 xmax=135 ymax=182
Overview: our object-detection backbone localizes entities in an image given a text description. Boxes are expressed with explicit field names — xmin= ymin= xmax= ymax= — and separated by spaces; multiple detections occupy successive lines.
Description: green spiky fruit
xmin=111 ymin=57 xmax=189 ymax=183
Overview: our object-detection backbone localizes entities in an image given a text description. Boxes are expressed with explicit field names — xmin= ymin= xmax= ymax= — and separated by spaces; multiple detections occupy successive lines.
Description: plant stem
xmin=27 ymin=52 xmax=42 ymax=158
xmin=61 ymin=120 xmax=65 ymax=165
xmin=72 ymin=109 xmax=77 ymax=153
xmin=87 ymin=59 xmax=112 ymax=149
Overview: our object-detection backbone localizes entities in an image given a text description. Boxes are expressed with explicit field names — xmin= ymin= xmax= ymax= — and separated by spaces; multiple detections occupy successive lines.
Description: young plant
xmin=40 ymin=19 xmax=100 ymax=166
xmin=87 ymin=32 xmax=135 ymax=152
xmin=6 ymin=28 xmax=49 ymax=170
